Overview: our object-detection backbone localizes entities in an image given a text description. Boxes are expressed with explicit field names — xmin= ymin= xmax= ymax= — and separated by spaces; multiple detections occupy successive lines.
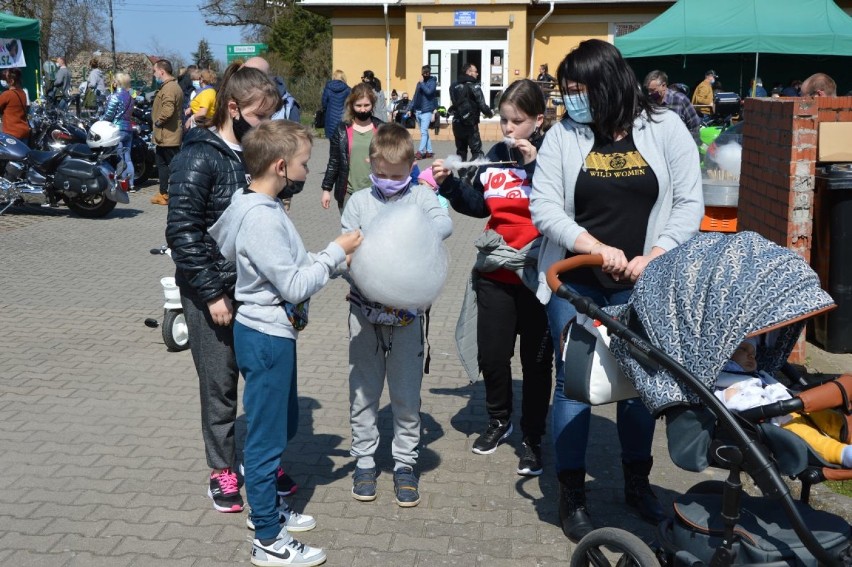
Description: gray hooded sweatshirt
xmin=210 ymin=189 xmax=346 ymax=340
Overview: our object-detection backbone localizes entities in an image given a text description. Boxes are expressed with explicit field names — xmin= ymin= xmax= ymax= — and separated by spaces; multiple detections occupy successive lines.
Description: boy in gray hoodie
xmin=210 ymin=120 xmax=362 ymax=567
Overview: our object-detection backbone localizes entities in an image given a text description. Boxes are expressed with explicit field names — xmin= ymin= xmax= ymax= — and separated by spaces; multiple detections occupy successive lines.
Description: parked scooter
xmin=144 ymin=245 xmax=189 ymax=352
xmin=0 ymin=121 xmax=128 ymax=217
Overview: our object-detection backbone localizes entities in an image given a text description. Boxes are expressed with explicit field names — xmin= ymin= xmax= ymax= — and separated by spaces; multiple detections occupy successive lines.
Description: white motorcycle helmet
xmin=87 ymin=120 xmax=121 ymax=149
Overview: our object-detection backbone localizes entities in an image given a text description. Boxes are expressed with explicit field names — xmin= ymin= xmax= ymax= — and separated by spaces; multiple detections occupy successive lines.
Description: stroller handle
xmin=546 ymin=254 xmax=603 ymax=293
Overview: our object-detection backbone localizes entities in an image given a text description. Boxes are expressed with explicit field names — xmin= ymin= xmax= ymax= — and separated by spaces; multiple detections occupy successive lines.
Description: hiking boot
xmin=238 ymin=464 xmax=298 ymax=497
xmin=472 ymin=419 xmax=513 ymax=455
xmin=150 ymin=192 xmax=169 ymax=205
xmin=208 ymin=468 xmax=244 ymax=513
xmin=351 ymin=467 xmax=377 ymax=502
xmin=246 ymin=500 xmax=317 ymax=532
xmin=251 ymin=527 xmax=326 ymax=566
xmin=557 ymin=468 xmax=594 ymax=543
xmin=517 ymin=438 xmax=543 ymax=476
xmin=393 ymin=466 xmax=420 ymax=507
xmin=623 ymin=458 xmax=666 ymax=525
xmin=414 ymin=151 xmax=424 ymax=160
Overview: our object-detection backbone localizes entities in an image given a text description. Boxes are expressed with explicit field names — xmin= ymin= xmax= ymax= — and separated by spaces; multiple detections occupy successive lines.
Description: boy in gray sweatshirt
xmin=210 ymin=121 xmax=362 ymax=567
xmin=342 ymin=123 xmax=452 ymax=508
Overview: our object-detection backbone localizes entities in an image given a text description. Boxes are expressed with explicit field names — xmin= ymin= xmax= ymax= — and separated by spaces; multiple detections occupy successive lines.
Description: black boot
xmin=623 ymin=458 xmax=666 ymax=525
xmin=557 ymin=469 xmax=595 ymax=543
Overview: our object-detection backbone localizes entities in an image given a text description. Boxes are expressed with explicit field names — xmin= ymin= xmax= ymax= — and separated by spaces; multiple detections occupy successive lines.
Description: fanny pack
xmin=348 ymin=289 xmax=421 ymax=327
xmin=283 ymin=299 xmax=309 ymax=331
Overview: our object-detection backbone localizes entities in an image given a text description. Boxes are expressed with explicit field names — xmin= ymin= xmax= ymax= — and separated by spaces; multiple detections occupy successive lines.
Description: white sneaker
xmin=251 ymin=528 xmax=326 ymax=566
xmin=247 ymin=500 xmax=317 ymax=532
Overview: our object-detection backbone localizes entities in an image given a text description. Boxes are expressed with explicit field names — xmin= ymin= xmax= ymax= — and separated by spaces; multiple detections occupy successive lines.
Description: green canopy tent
xmin=0 ymin=12 xmax=41 ymax=100
xmin=615 ymin=0 xmax=852 ymax=95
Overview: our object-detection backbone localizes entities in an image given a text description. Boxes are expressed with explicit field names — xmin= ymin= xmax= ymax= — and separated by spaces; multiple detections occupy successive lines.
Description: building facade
xmin=300 ymin=0 xmax=673 ymax=110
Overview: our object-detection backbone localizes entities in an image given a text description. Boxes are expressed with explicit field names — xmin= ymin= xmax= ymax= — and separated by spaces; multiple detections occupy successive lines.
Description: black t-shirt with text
xmin=562 ymin=132 xmax=659 ymax=289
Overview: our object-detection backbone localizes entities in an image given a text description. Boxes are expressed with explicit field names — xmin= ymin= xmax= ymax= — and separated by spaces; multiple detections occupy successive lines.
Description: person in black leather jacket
xmin=165 ymin=62 xmax=283 ymax=515
xmin=320 ymin=83 xmax=385 ymax=212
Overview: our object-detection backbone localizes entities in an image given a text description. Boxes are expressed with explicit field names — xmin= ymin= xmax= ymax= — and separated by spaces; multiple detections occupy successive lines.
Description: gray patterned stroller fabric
xmin=605 ymin=231 xmax=835 ymax=416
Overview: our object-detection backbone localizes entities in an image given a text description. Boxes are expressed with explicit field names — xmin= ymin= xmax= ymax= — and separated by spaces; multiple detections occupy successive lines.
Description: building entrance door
xmin=423 ymin=29 xmax=507 ymax=113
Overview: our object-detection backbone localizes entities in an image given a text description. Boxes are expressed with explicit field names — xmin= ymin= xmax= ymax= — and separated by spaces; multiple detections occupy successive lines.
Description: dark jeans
xmin=546 ymin=282 xmax=656 ymax=472
xmin=477 ymin=276 xmax=553 ymax=439
xmin=452 ymin=121 xmax=484 ymax=161
xmin=155 ymin=145 xmax=179 ymax=195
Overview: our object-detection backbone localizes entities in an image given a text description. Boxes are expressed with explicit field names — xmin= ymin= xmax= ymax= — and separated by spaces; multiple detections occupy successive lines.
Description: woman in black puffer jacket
xmin=320 ymin=82 xmax=385 ymax=212
xmin=165 ymin=62 xmax=281 ymax=514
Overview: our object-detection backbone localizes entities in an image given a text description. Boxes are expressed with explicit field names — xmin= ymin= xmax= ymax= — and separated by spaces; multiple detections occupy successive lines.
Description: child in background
xmin=342 ymin=123 xmax=452 ymax=507
xmin=717 ymin=340 xmax=852 ymax=468
xmin=416 ymin=168 xmax=450 ymax=209
xmin=210 ymin=120 xmax=362 ymax=566
xmin=431 ymin=79 xmax=554 ymax=476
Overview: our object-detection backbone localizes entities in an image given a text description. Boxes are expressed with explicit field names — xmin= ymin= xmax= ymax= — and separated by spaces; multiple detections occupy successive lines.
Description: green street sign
xmin=226 ymin=43 xmax=269 ymax=62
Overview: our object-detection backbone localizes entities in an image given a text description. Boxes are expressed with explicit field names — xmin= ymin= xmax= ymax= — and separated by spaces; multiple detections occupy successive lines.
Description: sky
xmin=112 ymin=1 xmax=249 ymax=66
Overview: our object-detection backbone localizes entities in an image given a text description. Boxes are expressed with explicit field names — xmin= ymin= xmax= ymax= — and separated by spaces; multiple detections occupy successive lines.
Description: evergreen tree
xmin=192 ymin=39 xmax=217 ymax=70
xmin=267 ymin=4 xmax=330 ymax=77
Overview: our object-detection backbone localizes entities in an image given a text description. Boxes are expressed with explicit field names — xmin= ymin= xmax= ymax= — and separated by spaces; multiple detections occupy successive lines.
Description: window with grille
xmin=614 ymin=23 xmax=643 ymax=37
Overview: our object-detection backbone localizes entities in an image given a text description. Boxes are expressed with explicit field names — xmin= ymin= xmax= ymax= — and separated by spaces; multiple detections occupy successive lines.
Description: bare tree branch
xmin=198 ymin=0 xmax=290 ymax=39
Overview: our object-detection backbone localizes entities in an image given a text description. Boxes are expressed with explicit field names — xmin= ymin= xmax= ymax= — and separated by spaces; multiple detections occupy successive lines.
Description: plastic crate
xmin=700 ymin=206 xmax=738 ymax=232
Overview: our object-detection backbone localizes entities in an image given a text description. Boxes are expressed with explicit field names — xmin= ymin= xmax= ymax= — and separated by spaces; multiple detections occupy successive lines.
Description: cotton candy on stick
xmin=348 ymin=202 xmax=449 ymax=310
xmin=442 ymin=154 xmax=517 ymax=173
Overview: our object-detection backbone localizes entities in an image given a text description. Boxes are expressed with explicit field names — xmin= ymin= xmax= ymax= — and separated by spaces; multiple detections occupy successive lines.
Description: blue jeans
xmin=234 ymin=321 xmax=300 ymax=541
xmin=119 ymin=131 xmax=134 ymax=188
xmin=415 ymin=110 xmax=432 ymax=153
xmin=546 ymin=282 xmax=656 ymax=472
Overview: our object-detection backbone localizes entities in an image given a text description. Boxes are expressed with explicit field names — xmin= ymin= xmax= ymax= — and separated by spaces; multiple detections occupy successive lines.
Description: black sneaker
xmin=472 ymin=419 xmax=513 ymax=455
xmin=208 ymin=468 xmax=244 ymax=513
xmin=517 ymin=439 xmax=543 ymax=476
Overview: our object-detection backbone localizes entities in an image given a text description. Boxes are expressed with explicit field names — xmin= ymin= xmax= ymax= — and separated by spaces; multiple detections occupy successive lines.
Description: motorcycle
xmin=144 ymin=245 xmax=190 ymax=352
xmin=0 ymin=121 xmax=128 ymax=218
xmin=130 ymin=100 xmax=156 ymax=185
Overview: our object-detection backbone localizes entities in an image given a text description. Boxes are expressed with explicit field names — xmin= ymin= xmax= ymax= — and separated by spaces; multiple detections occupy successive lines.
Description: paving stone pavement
xmin=1 ymin=138 xmax=849 ymax=566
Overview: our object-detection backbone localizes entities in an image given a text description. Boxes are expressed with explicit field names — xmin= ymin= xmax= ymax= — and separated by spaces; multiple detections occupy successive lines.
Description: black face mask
xmin=279 ymin=179 xmax=305 ymax=200
xmin=278 ymin=164 xmax=305 ymax=200
xmin=232 ymin=110 xmax=252 ymax=143
xmin=353 ymin=110 xmax=372 ymax=121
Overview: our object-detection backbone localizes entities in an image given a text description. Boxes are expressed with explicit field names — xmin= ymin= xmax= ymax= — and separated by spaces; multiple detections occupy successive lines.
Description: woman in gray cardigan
xmin=529 ymin=39 xmax=703 ymax=543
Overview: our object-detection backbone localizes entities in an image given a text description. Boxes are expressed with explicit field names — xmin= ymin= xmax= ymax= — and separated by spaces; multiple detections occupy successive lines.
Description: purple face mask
xmin=370 ymin=173 xmax=410 ymax=197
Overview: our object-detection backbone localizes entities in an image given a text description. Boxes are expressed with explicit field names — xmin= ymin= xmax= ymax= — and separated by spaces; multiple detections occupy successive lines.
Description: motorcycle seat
xmin=27 ymin=149 xmax=66 ymax=171
xmin=66 ymin=143 xmax=94 ymax=159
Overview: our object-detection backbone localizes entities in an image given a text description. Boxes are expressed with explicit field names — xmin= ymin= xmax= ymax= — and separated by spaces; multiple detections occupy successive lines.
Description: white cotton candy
xmin=441 ymin=154 xmax=498 ymax=172
xmin=349 ymin=202 xmax=449 ymax=310
xmin=714 ymin=142 xmax=742 ymax=178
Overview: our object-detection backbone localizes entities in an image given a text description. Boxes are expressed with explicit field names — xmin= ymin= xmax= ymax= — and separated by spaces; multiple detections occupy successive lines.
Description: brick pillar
xmin=739 ymin=98 xmax=818 ymax=363
xmin=739 ymin=96 xmax=852 ymax=362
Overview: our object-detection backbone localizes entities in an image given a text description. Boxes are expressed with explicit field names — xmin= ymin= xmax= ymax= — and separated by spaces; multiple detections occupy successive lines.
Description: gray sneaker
xmin=246 ymin=499 xmax=317 ymax=532
xmin=251 ymin=528 xmax=326 ymax=566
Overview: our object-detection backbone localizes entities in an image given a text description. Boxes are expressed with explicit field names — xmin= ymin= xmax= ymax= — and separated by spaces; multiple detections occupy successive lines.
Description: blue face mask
xmin=563 ymin=92 xmax=594 ymax=124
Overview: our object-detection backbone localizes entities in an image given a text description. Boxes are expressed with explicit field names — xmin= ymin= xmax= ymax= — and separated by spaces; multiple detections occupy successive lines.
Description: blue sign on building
xmin=454 ymin=10 xmax=476 ymax=27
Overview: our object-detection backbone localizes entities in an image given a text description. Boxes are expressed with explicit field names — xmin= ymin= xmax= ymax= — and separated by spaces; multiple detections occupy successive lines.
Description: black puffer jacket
xmin=321 ymin=116 xmax=384 ymax=206
xmin=165 ymin=127 xmax=248 ymax=302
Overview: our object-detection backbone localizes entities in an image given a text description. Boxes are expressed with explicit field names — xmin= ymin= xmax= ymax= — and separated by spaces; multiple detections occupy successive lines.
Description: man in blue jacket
xmin=410 ymin=65 xmax=438 ymax=159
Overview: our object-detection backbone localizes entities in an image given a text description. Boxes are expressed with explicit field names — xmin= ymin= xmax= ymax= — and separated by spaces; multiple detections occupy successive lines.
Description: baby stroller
xmin=547 ymin=231 xmax=852 ymax=566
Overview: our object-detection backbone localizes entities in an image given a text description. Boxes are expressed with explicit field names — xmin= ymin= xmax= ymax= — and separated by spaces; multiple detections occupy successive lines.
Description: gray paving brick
xmin=3 ymin=137 xmax=850 ymax=567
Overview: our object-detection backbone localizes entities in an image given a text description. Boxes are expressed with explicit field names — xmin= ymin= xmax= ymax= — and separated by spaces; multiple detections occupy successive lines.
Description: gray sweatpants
xmin=348 ymin=305 xmax=424 ymax=470
xmin=181 ymin=290 xmax=240 ymax=471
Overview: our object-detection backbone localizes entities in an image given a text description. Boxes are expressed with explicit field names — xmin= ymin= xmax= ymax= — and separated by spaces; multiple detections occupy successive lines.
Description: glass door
xmin=423 ymin=30 xmax=508 ymax=113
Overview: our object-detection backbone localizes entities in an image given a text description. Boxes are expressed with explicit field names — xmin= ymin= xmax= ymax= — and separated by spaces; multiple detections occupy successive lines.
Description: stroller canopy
xmin=606 ymin=231 xmax=834 ymax=416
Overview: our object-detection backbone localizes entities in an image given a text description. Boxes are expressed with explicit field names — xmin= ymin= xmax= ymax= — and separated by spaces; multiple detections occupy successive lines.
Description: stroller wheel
xmin=570 ymin=527 xmax=659 ymax=567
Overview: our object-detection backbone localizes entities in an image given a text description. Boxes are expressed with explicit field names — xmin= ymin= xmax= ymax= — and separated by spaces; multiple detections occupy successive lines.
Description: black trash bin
xmin=812 ymin=164 xmax=852 ymax=353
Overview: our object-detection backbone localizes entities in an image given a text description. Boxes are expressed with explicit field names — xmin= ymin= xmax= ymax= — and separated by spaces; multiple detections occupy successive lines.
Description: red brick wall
xmin=739 ymin=96 xmax=852 ymax=362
